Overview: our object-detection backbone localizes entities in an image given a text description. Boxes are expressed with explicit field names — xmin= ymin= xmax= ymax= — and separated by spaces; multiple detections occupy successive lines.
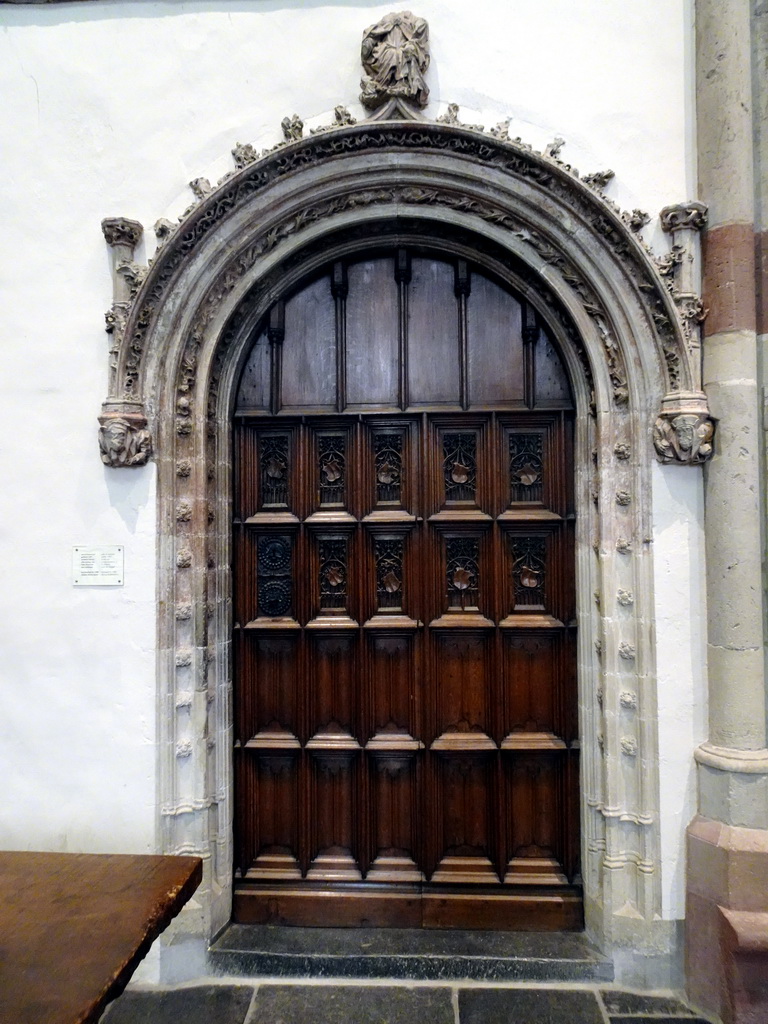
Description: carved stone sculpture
xmin=98 ymin=412 xmax=152 ymax=467
xmin=281 ymin=114 xmax=304 ymax=142
xmin=360 ymin=11 xmax=430 ymax=110
xmin=101 ymin=217 xmax=143 ymax=249
xmin=653 ymin=411 xmax=714 ymax=464
xmin=583 ymin=169 xmax=615 ymax=190
xmin=660 ymin=201 xmax=708 ymax=234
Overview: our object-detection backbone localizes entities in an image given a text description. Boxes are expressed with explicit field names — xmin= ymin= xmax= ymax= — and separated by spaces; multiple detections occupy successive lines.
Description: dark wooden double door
xmin=232 ymin=249 xmax=580 ymax=929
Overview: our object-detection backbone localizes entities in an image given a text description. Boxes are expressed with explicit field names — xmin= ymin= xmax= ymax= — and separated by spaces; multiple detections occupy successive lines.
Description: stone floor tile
xmin=600 ymin=989 xmax=697 ymax=1015
xmin=606 ymin=1018 xmax=712 ymax=1024
xmin=102 ymin=984 xmax=255 ymax=1024
xmin=459 ymin=987 xmax=604 ymax=1024
xmin=247 ymin=984 xmax=454 ymax=1024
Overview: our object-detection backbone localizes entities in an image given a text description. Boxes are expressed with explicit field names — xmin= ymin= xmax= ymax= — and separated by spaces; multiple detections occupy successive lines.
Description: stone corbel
xmin=653 ymin=395 xmax=714 ymax=465
xmin=659 ymin=201 xmax=709 ymax=379
xmin=98 ymin=405 xmax=152 ymax=468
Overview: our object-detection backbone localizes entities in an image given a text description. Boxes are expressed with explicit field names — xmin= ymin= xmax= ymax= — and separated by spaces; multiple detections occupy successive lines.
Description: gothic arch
xmin=99 ymin=120 xmax=711 ymax=952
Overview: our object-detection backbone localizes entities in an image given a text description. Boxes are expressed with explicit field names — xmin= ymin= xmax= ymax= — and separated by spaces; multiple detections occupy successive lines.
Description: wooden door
xmin=232 ymin=249 xmax=581 ymax=929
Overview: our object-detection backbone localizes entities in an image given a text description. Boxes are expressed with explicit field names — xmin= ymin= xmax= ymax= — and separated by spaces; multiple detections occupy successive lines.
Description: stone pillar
xmin=687 ymin=1 xmax=768 ymax=1021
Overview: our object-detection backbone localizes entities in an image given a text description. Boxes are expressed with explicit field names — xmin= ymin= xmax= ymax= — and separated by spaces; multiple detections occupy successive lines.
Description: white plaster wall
xmin=652 ymin=462 xmax=708 ymax=919
xmin=0 ymin=0 xmax=700 ymax=917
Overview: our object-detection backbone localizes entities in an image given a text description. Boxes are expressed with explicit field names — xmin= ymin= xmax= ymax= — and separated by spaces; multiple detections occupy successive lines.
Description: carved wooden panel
xmin=232 ymin=249 xmax=577 ymax=930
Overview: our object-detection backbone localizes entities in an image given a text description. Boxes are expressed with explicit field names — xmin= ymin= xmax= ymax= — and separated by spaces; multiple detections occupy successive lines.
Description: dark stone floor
xmin=102 ymin=983 xmax=713 ymax=1024
xmin=209 ymin=924 xmax=614 ymax=981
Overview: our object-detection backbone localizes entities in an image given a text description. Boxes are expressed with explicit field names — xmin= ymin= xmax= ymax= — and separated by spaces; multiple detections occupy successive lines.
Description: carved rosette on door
xmin=233 ymin=248 xmax=579 ymax=928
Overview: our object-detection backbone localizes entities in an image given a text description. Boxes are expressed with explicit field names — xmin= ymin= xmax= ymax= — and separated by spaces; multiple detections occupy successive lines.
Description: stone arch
xmin=99 ymin=120 xmax=711 ymax=952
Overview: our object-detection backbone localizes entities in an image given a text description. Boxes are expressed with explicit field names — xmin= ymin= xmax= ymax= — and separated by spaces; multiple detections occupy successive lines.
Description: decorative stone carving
xmin=544 ymin=136 xmax=565 ymax=159
xmin=653 ymin=411 xmax=714 ymax=464
xmin=660 ymin=201 xmax=708 ymax=234
xmin=154 ymin=218 xmax=175 ymax=249
xmin=655 ymin=245 xmax=686 ymax=276
xmin=623 ymin=209 xmax=650 ymax=232
xmin=360 ymin=10 xmax=429 ymax=110
xmin=620 ymin=690 xmax=638 ymax=709
xmin=490 ymin=119 xmax=510 ymax=140
xmin=175 ymin=651 xmax=192 ymax=667
xmin=189 ymin=177 xmax=212 ymax=201
xmin=617 ymin=589 xmax=634 ymax=606
xmin=176 ymin=500 xmax=193 ymax=522
xmin=175 ymin=604 xmax=192 ymax=620
xmin=437 ymin=103 xmax=483 ymax=131
xmin=176 ymin=740 xmax=193 ymax=758
xmin=98 ymin=412 xmax=152 ymax=468
xmin=281 ymin=114 xmax=304 ymax=142
xmin=176 ymin=549 xmax=192 ymax=569
xmin=619 ymin=642 xmax=636 ymax=660
xmin=310 ymin=106 xmax=357 ymax=134
xmin=613 ymin=442 xmax=631 ymax=460
xmin=101 ymin=217 xmax=143 ymax=249
xmin=583 ymin=169 xmax=615 ymax=190
xmin=621 ymin=736 xmax=638 ymax=757
xmin=616 ymin=537 xmax=632 ymax=554
xmin=232 ymin=142 xmax=258 ymax=169
xmin=116 ymin=260 xmax=148 ymax=297
xmin=616 ymin=490 xmax=632 ymax=506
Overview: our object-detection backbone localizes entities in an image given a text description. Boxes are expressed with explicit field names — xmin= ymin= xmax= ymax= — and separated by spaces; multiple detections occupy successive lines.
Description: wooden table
xmin=0 ymin=851 xmax=202 ymax=1024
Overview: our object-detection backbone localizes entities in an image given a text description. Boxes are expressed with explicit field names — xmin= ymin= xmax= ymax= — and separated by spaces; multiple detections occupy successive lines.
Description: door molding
xmin=98 ymin=120 xmax=708 ymax=954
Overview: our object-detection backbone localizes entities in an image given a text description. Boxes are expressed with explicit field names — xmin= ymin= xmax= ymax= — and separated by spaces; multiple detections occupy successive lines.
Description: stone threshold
xmin=208 ymin=924 xmax=614 ymax=982
xmin=102 ymin=980 xmax=715 ymax=1024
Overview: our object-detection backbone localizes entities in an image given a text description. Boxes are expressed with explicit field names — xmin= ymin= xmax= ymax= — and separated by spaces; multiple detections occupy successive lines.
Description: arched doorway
xmin=231 ymin=244 xmax=579 ymax=928
xmin=98 ymin=118 xmax=711 ymax=952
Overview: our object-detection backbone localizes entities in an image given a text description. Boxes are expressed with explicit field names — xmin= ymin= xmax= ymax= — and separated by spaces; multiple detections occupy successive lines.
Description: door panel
xmin=232 ymin=249 xmax=580 ymax=930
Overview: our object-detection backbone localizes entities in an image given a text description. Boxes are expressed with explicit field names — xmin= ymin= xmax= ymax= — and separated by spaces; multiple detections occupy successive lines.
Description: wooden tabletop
xmin=0 ymin=851 xmax=202 ymax=1024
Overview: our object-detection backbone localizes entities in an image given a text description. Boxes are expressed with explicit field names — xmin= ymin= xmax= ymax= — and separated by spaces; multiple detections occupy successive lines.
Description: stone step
xmin=208 ymin=925 xmax=614 ymax=982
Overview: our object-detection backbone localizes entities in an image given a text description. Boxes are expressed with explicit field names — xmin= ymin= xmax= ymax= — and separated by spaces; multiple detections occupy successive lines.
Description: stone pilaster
xmin=687 ymin=1 xmax=768 ymax=1020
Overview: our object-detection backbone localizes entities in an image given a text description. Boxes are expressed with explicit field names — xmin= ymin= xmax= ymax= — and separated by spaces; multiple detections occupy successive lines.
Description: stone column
xmin=687 ymin=1 xmax=768 ymax=1021
xmin=99 ymin=217 xmax=152 ymax=467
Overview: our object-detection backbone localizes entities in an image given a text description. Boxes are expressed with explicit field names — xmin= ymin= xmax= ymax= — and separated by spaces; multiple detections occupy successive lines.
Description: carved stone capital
xmin=659 ymin=201 xmax=708 ymax=234
xmin=360 ymin=10 xmax=430 ymax=111
xmin=653 ymin=406 xmax=714 ymax=464
xmin=101 ymin=217 xmax=143 ymax=250
xmin=98 ymin=410 xmax=153 ymax=468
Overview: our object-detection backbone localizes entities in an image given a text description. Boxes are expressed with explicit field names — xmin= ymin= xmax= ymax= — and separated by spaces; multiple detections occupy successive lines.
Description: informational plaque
xmin=72 ymin=545 xmax=124 ymax=586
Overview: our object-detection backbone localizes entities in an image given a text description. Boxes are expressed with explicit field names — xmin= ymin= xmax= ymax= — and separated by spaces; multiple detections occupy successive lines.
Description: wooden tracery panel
xmin=232 ymin=249 xmax=580 ymax=929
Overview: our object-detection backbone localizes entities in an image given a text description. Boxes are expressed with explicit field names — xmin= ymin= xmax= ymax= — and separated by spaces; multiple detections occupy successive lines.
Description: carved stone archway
xmin=99 ymin=116 xmax=710 ymax=953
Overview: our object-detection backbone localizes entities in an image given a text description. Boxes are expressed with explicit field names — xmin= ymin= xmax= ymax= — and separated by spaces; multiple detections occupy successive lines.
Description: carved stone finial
xmin=659 ymin=201 xmax=708 ymax=234
xmin=623 ymin=209 xmax=651 ymax=232
xmin=436 ymin=103 xmax=483 ymax=131
xmin=583 ymin=169 xmax=615 ymax=190
xmin=189 ymin=177 xmax=212 ymax=201
xmin=654 ymin=411 xmax=714 ymax=464
xmin=232 ymin=142 xmax=258 ymax=169
xmin=281 ymin=114 xmax=304 ymax=142
xmin=98 ymin=412 xmax=152 ymax=468
xmin=101 ymin=217 xmax=143 ymax=250
xmin=360 ymin=10 xmax=430 ymax=111
xmin=544 ymin=136 xmax=566 ymax=160
xmin=490 ymin=119 xmax=510 ymax=141
xmin=154 ymin=218 xmax=175 ymax=248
